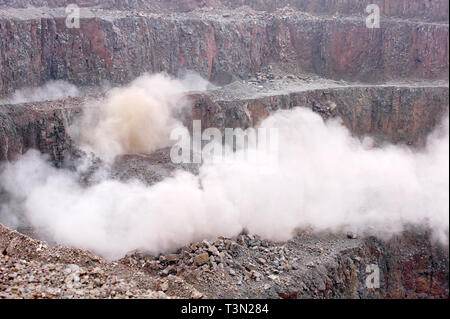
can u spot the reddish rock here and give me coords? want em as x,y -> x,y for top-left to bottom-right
0,5 -> 448,95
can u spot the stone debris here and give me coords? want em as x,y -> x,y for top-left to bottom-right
119,228 -> 448,299
347,232 -> 358,239
194,253 -> 210,266
0,0 -> 447,301
165,254 -> 180,263
0,95 -> 447,297
0,253 -> 166,299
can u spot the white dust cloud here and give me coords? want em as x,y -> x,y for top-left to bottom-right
0,74 -> 448,260
0,80 -> 80,105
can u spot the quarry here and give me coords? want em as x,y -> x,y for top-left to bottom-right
0,0 -> 448,299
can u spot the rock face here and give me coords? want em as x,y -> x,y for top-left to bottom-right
0,99 -> 82,164
191,82 -> 449,146
1,81 -> 447,167
0,3 -> 448,95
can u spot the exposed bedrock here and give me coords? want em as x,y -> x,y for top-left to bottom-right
0,7 -> 448,95
0,98 -> 82,164
192,84 -> 449,146
0,223 -> 448,299
0,83 -> 448,167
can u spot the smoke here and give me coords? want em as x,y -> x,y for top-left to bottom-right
0,74 -> 448,260
0,80 -> 80,105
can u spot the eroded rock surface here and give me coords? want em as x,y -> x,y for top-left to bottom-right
0,224 -> 170,298
1,79 -> 447,169
192,79 -> 449,146
0,4 -> 448,95
0,97 -> 85,164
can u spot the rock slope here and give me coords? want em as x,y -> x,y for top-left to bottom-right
1,79 -> 448,167
1,223 -> 447,299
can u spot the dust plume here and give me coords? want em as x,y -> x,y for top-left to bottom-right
0,74 -> 448,260
70,73 -> 203,161
0,80 -> 80,105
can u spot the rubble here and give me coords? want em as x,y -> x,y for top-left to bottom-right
0,250 -> 167,299
194,253 -> 210,267
2,219 -> 445,299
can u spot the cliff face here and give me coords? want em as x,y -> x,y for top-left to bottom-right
0,1 -> 447,182
191,84 -> 449,146
0,99 -> 82,164
0,6 -> 448,96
